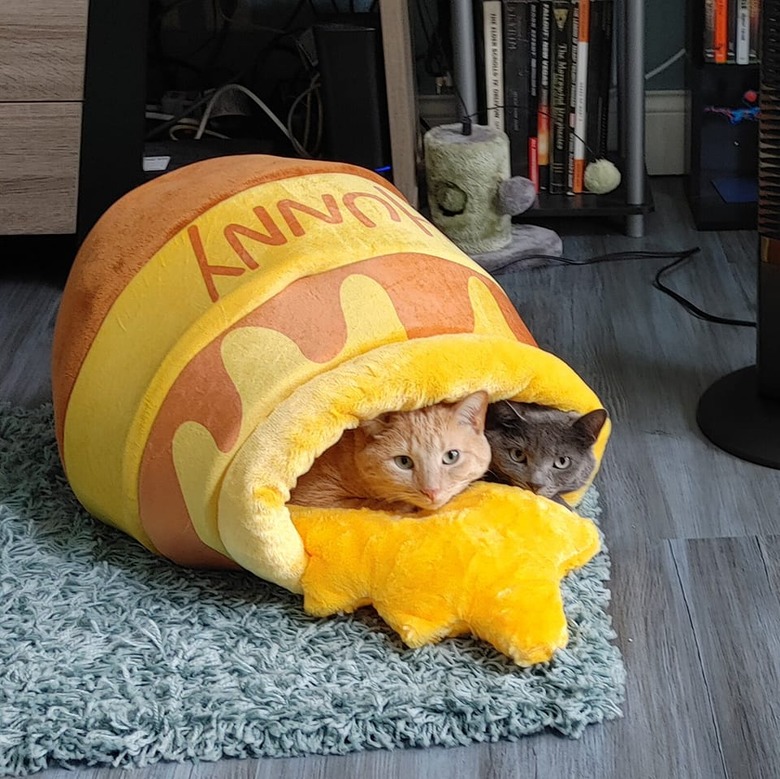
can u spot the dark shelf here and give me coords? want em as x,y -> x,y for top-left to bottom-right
686,168 -> 757,231
517,170 -> 654,220
685,41 -> 759,231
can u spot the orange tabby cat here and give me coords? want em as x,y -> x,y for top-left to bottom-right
289,392 -> 491,513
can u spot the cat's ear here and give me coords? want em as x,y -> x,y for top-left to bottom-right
573,408 -> 608,444
359,413 -> 393,438
486,400 -> 525,428
454,391 -> 489,432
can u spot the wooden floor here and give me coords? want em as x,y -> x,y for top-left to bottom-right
3,178 -> 780,779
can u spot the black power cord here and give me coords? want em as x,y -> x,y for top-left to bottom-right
492,247 -> 757,328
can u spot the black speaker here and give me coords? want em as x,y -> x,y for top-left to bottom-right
314,20 -> 392,174
78,0 -> 148,240
697,0 -> 780,468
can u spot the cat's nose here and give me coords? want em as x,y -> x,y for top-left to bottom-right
422,488 -> 440,503
527,482 -> 543,493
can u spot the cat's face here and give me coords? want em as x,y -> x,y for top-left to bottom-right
355,392 -> 492,510
485,402 -> 608,498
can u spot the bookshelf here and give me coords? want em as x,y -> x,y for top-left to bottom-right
685,1 -> 759,230
450,0 -> 650,237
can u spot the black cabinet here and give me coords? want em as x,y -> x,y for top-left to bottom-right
686,3 -> 759,231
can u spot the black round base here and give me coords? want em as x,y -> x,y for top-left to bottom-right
697,366 -> 780,469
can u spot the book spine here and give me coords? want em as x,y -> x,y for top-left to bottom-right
749,0 -> 760,60
483,0 -> 505,131
502,0 -> 530,177
714,0 -> 728,63
572,0 -> 589,193
736,0 -> 750,64
566,2 -> 580,194
728,0 -> 738,62
550,1 -> 572,194
704,0 -> 715,61
595,0 -> 613,158
538,2 -> 552,190
528,2 -> 539,190
586,0 -> 604,160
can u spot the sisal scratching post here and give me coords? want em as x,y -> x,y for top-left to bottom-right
424,123 -> 562,270
424,123 -> 513,253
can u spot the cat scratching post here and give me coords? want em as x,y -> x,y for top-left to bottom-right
424,123 -> 562,270
425,124 -> 513,253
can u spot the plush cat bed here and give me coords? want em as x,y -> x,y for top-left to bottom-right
52,154 -> 610,666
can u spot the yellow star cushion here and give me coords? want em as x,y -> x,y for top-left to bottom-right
294,482 -> 600,666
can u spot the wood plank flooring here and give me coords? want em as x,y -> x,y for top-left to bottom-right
3,179 -> 780,778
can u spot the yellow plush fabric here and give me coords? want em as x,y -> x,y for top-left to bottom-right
52,154 -> 610,666
294,482 -> 600,667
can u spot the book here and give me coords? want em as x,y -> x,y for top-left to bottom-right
704,0 -> 715,62
714,0 -> 728,63
571,0 -> 589,193
550,1 -> 573,194
528,2 -> 540,189
566,2 -> 580,194
483,0 -> 504,131
736,0 -> 750,64
728,0 -> 737,62
537,2 -> 552,190
749,0 -> 760,61
503,0 -> 531,178
586,0 -> 612,160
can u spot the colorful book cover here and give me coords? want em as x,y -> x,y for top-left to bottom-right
537,2 -> 552,190
572,0 -> 593,194
566,2 -> 580,194
572,0 -> 589,193
528,2 -> 540,190
714,0 -> 728,63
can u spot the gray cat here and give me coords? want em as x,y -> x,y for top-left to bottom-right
484,401 -> 608,506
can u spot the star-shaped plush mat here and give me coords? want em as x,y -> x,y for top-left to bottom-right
291,482 -> 600,666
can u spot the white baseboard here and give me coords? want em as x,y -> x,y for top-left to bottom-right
643,89 -> 687,176
419,90 -> 688,177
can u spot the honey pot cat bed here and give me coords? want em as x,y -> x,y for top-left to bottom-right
52,155 -> 610,666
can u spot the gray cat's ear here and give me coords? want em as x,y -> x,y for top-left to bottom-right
454,391 -> 489,432
502,400 -> 528,421
360,413 -> 393,438
573,408 -> 608,444
486,400 -> 525,427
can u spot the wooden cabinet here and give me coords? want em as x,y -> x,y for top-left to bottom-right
0,0 -> 89,235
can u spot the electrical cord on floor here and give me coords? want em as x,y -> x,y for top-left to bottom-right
492,246 -> 758,328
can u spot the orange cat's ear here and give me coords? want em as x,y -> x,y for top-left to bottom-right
360,413 -> 393,438
454,391 -> 489,432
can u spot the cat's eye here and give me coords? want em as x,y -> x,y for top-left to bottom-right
554,456 -> 572,469
393,455 -> 414,470
442,449 -> 460,464
509,448 -> 527,463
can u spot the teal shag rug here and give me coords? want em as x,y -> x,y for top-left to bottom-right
0,404 -> 625,776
